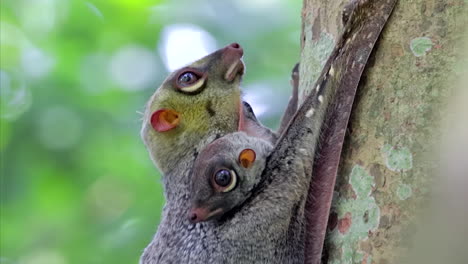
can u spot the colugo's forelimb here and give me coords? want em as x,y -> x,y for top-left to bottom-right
278,63 -> 300,136
303,1 -> 398,263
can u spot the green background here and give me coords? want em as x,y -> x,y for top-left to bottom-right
0,0 -> 301,263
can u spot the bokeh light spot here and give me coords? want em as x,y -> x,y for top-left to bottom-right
243,83 -> 286,118
85,2 -> 104,20
20,250 -> 67,264
109,45 -> 159,91
21,46 -> 55,78
37,106 -> 83,150
87,176 -> 132,222
158,24 -> 217,71
0,22 -> 29,46
0,70 -> 32,121
80,53 -> 111,94
243,91 -> 268,117
18,0 -> 69,37
102,219 -> 140,249
235,0 -> 281,11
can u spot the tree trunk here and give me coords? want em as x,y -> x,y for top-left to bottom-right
299,0 -> 467,263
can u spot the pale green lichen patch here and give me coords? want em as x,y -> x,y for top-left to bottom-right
350,166 -> 374,198
300,29 -> 335,99
313,31 -> 335,65
381,144 -> 413,172
396,184 -> 412,200
329,165 -> 380,264
410,37 -> 433,57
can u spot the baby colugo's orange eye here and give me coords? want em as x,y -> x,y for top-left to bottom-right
212,169 -> 237,192
175,70 -> 206,94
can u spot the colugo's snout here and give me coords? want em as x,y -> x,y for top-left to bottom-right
188,207 -> 223,223
222,43 -> 245,82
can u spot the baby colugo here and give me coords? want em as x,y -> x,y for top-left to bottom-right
188,64 -> 299,222
188,132 -> 273,222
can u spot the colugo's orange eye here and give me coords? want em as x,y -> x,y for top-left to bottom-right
239,149 -> 256,168
151,108 -> 180,132
175,69 -> 206,94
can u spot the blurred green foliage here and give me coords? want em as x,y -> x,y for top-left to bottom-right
0,0 -> 300,263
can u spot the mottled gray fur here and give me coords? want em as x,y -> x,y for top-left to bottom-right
140,0 -> 393,263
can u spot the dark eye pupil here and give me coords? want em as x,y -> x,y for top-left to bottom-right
214,170 -> 231,187
179,72 -> 195,84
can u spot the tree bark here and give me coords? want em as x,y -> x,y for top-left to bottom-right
300,0 -> 467,263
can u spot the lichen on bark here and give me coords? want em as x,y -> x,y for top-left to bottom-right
300,0 -> 468,263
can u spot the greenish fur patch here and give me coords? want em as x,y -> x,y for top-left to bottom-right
141,51 -> 243,174
205,101 -> 215,117
381,144 -> 413,172
410,37 -> 433,57
329,165 -> 380,264
396,184 -> 412,200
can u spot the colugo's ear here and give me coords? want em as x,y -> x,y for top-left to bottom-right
151,109 -> 180,132
239,149 -> 256,168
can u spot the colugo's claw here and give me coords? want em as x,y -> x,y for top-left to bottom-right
278,62 -> 300,136
291,62 -> 299,80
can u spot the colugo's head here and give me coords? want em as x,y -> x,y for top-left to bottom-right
141,43 -> 245,172
188,132 -> 273,223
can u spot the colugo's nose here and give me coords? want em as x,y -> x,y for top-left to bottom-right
226,42 -> 242,52
189,212 -> 199,222
223,43 -> 243,57
188,207 -> 209,223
